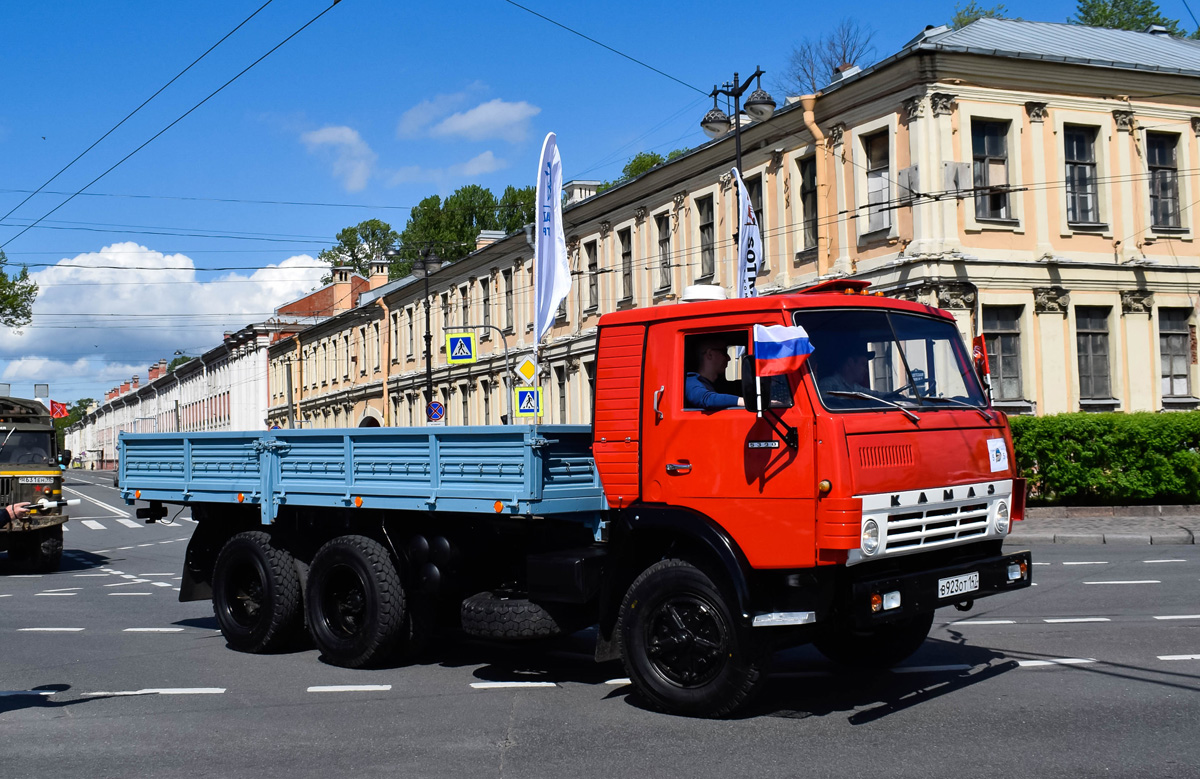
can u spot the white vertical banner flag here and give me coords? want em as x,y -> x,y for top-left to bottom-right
732,167 -> 762,298
534,132 -> 570,346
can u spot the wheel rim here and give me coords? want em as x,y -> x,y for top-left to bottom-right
320,563 -> 368,640
643,593 -> 729,687
227,559 -> 266,629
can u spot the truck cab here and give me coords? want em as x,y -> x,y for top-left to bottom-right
0,397 -> 69,571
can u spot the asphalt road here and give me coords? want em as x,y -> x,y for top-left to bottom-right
1,473 -> 1197,778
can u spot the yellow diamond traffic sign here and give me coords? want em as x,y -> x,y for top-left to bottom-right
516,357 -> 537,383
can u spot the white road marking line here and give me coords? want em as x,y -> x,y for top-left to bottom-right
109,592 -> 151,596
80,520 -> 106,530
1159,654 -> 1200,661
307,685 -> 392,693
1154,614 -> 1200,620
1018,658 -> 1096,667
9,574 -> 42,578
604,678 -> 631,686
104,569 -> 124,575
469,682 -> 557,689
0,691 -> 54,697
1144,559 -> 1187,564
123,628 -> 184,633
73,574 -> 108,577
116,546 -> 134,550
1044,617 -> 1111,623
93,549 -> 111,554
34,592 -> 76,597
40,587 -> 82,593
151,582 -> 172,588
951,619 -> 1015,625
120,574 -> 139,579
892,664 -> 974,674
105,580 -> 149,587
0,595 -> 11,599
64,487 -> 131,518
137,543 -> 154,547
1084,580 -> 1161,585
116,519 -> 141,529
139,573 -> 173,577
1032,562 -> 1051,566
18,628 -> 84,632
84,688 -> 224,697
1063,561 -> 1108,566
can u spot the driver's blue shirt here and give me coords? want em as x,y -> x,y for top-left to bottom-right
685,373 -> 741,410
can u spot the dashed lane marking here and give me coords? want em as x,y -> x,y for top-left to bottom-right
1144,559 -> 1188,564
604,678 -> 631,686
34,592 -> 75,596
307,685 -> 392,693
1044,618 -> 1111,623
950,620 -> 1015,625
892,664 -> 974,673
105,580 -> 150,587
80,520 -> 105,530
1159,654 -> 1200,661
139,573 -> 173,577
109,592 -> 151,596
1063,561 -> 1108,566
0,691 -> 54,697
1017,658 -> 1096,667
151,582 -> 172,588
469,682 -> 558,689
83,688 -> 224,697
123,628 -> 184,633
1084,580 -> 1160,585
1154,614 -> 1200,620
18,628 -> 84,632
73,574 -> 109,577
1032,562 -> 1051,566
40,588 -> 81,593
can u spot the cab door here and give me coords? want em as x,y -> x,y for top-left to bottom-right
639,317 -> 819,569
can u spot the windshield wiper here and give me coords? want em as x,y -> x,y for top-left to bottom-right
827,391 -> 921,423
0,427 -> 15,456
920,396 -> 995,421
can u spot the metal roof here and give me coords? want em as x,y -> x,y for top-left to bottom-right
915,18 -> 1200,77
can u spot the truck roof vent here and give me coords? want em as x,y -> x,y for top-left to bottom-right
681,284 -> 727,303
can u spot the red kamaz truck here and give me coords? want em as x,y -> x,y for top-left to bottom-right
120,279 -> 1030,717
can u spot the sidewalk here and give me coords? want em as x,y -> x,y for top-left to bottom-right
1008,505 -> 1200,545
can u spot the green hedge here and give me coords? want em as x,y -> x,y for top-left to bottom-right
1008,411 -> 1200,505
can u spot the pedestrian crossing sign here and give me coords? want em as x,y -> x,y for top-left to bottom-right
446,332 -> 476,364
514,387 -> 542,418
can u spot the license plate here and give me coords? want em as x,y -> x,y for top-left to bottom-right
938,571 -> 979,599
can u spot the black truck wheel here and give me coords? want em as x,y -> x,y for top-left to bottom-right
460,591 -> 589,641
814,611 -> 935,669
211,531 -> 302,653
306,535 -> 406,668
619,558 -> 767,718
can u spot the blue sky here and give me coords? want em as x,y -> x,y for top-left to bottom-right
0,0 -> 1133,404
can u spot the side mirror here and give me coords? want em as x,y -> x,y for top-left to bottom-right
59,449 -> 72,465
740,355 -> 760,413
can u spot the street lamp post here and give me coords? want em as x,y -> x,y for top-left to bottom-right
700,68 -> 776,232
386,247 -> 440,413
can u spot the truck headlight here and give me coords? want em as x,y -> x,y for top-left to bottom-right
862,519 -> 880,555
995,501 -> 1010,535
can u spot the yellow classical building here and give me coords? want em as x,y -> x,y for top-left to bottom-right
268,18 -> 1200,429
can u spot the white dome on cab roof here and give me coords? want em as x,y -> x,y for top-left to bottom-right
681,285 -> 727,303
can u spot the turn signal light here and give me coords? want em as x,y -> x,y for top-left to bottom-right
870,593 -> 883,613
354,496 -> 363,508
237,493 -> 244,504
493,501 -> 504,513
135,490 -> 141,499
817,479 -> 832,495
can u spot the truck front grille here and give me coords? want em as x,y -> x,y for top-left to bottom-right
859,444 -> 914,468
884,502 -> 989,552
0,476 -> 11,499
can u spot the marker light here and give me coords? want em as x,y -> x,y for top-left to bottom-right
862,519 -> 880,555
818,479 -> 832,495
237,493 -> 245,503
354,496 -> 363,508
135,490 -> 141,499
870,593 -> 883,613
493,501 -> 504,513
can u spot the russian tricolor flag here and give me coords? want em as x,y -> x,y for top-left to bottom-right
753,324 -> 815,376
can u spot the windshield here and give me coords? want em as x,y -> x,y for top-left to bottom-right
795,308 -> 987,412
0,431 -> 54,465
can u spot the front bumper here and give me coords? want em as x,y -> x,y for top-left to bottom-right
848,549 -> 1032,628
2,513 -> 68,533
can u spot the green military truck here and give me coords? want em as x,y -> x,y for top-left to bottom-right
0,397 -> 70,572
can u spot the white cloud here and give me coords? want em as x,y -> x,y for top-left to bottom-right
0,242 -> 327,403
395,83 -> 488,139
387,151 -> 508,186
300,125 -> 377,191
430,99 -> 541,142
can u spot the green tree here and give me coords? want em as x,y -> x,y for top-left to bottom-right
1070,0 -> 1184,34
597,149 -> 690,193
396,195 -> 452,267
950,2 -> 1013,27
442,184 -> 499,260
0,250 -> 38,330
316,219 -> 401,282
167,355 -> 191,373
497,185 -> 535,233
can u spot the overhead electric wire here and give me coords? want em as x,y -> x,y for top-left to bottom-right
0,0 -> 343,251
0,0 -> 276,225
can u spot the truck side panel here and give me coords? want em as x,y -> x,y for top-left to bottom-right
592,323 -> 645,508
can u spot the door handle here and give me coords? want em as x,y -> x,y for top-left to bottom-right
653,385 -> 665,421
666,462 -> 692,475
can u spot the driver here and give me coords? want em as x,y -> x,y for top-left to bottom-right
685,337 -> 744,410
818,345 -> 876,396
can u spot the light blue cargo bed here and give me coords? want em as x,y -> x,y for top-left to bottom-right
119,425 -> 607,526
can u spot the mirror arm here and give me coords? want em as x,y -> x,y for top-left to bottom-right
762,407 -> 799,450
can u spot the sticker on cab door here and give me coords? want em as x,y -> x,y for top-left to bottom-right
986,438 -> 1009,472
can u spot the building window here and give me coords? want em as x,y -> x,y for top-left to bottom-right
696,196 -> 715,279
863,132 -> 890,232
1076,307 -> 1112,399
656,213 -> 672,292
1160,308 -> 1192,397
460,285 -> 470,328
983,306 -> 1023,401
343,334 -> 350,377
372,322 -> 381,371
555,366 -> 567,424
1148,132 -> 1181,229
585,240 -> 598,311
440,293 -> 450,347
358,327 -> 367,375
481,279 -> 491,329
406,309 -> 414,357
619,228 -> 633,301
482,380 -> 491,425
799,157 -> 817,250
1064,126 -> 1099,224
972,120 -> 1010,220
461,386 -> 469,425
503,269 -> 514,330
